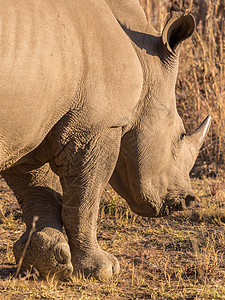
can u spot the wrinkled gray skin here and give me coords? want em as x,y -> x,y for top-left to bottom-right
0,0 -> 211,280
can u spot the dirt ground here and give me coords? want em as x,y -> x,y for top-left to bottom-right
0,175 -> 225,299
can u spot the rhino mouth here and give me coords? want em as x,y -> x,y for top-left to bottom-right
162,193 -> 196,216
128,192 -> 196,218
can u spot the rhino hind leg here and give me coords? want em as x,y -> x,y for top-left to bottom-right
13,227 -> 73,280
1,163 -> 73,280
49,127 -> 122,279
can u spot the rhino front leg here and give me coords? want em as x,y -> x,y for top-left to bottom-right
1,163 -> 73,280
51,127 -> 121,279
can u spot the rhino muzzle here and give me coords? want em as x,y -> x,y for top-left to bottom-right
127,189 -> 197,218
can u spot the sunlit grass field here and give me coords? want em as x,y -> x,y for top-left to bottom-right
1,0 -> 225,299
1,178 -> 225,299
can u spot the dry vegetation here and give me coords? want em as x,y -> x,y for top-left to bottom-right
1,178 -> 225,299
1,0 -> 225,299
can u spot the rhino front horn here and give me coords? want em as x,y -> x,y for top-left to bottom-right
190,116 -> 211,149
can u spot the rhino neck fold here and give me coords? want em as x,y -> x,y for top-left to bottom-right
105,0 -> 180,131
120,21 -> 179,84
104,0 -> 151,33
105,1 -> 179,70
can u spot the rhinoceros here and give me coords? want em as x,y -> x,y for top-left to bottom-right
0,0 -> 210,280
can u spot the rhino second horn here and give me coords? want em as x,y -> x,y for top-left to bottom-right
190,115 -> 211,149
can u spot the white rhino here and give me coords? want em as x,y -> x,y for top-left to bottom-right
0,0 -> 211,280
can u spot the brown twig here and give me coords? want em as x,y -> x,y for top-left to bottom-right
14,216 -> 39,279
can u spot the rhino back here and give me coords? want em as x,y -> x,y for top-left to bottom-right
0,0 -> 143,170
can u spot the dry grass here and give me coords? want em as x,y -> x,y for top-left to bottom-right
1,177 -> 225,299
1,0 -> 225,299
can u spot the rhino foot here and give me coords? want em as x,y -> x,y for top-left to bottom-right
72,248 -> 120,280
13,227 -> 73,280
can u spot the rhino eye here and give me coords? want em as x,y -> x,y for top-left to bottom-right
180,132 -> 186,140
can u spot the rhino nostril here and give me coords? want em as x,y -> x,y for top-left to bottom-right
185,191 -> 196,207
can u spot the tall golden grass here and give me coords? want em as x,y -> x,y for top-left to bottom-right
140,0 -> 225,176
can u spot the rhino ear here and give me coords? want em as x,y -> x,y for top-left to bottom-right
162,13 -> 195,54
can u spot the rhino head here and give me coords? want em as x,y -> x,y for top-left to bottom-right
110,8 -> 211,217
